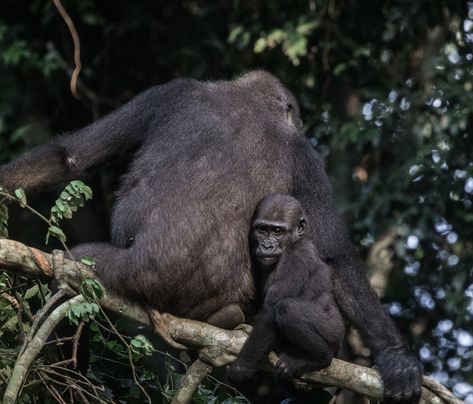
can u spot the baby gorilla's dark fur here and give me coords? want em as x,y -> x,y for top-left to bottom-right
227,194 -> 345,381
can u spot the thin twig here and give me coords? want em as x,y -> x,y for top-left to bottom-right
40,369 -> 103,403
40,365 -> 107,401
43,335 -> 74,346
15,285 -> 28,343
0,291 -> 19,308
46,42 -> 120,108
0,282 -> 29,295
74,387 -> 91,404
38,372 -> 68,404
71,321 -> 85,368
20,289 -> 67,356
49,359 -> 75,367
52,0 -> 81,98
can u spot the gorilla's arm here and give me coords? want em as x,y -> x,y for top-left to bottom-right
292,141 -> 423,403
227,310 -> 276,382
0,81 -> 189,192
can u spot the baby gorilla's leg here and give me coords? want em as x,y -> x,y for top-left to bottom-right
207,304 -> 245,329
273,298 -> 342,376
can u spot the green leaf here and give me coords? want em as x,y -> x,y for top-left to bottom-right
296,20 -> 319,35
14,188 -> 27,207
47,225 -> 66,243
1,316 -> 18,331
60,190 -> 70,201
81,256 -> 96,267
82,13 -> 104,26
9,124 -> 34,143
24,285 -> 39,299
81,278 -> 104,300
228,25 -> 244,43
130,335 -> 154,357
254,38 -> 267,53
131,339 -> 143,348
333,63 -> 347,76
81,185 -> 93,200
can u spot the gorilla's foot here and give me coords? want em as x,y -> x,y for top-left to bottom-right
148,307 -> 187,350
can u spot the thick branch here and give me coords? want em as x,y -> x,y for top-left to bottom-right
0,239 -> 461,403
171,359 -> 213,404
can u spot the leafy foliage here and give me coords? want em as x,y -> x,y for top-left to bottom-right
67,301 -> 100,325
80,277 -> 105,301
130,334 -> 154,358
47,180 -> 92,244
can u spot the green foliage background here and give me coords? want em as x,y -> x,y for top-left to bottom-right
0,0 -> 472,402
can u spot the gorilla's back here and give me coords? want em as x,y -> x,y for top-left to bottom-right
108,74 -> 303,317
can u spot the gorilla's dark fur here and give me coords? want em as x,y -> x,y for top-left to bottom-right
0,71 -> 422,402
227,193 -> 345,382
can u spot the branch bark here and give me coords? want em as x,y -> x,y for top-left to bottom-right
0,239 -> 462,404
171,359 -> 213,404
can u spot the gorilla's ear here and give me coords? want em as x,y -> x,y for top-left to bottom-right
297,218 -> 306,236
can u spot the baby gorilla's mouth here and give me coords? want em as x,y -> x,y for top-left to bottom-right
257,255 -> 279,266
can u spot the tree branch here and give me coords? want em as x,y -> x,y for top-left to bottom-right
3,294 -> 85,404
0,239 -> 462,403
171,359 -> 213,404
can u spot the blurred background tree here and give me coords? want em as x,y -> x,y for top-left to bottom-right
0,0 -> 472,402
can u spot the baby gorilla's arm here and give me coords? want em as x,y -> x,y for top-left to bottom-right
226,310 -> 276,382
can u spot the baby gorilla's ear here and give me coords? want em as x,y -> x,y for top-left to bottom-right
296,217 -> 306,237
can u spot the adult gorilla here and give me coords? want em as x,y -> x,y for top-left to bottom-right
0,71 -> 422,402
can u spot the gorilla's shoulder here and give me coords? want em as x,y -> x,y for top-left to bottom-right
234,70 -> 282,86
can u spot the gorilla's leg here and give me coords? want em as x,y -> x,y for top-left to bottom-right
207,304 -> 245,329
273,298 -> 343,376
69,242 -> 146,303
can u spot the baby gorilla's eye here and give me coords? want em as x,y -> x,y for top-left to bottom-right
274,228 -> 282,236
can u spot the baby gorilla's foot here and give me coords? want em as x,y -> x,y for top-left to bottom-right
275,353 -> 309,377
226,361 -> 257,383
275,352 -> 332,377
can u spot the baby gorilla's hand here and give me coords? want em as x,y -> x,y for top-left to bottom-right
226,360 -> 257,382
275,356 -> 294,377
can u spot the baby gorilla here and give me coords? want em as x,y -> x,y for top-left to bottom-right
227,193 -> 345,381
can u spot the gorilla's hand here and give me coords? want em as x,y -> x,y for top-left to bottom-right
226,360 -> 257,383
375,346 -> 423,403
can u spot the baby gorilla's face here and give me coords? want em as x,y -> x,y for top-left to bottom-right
251,193 -> 307,269
251,220 -> 292,268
